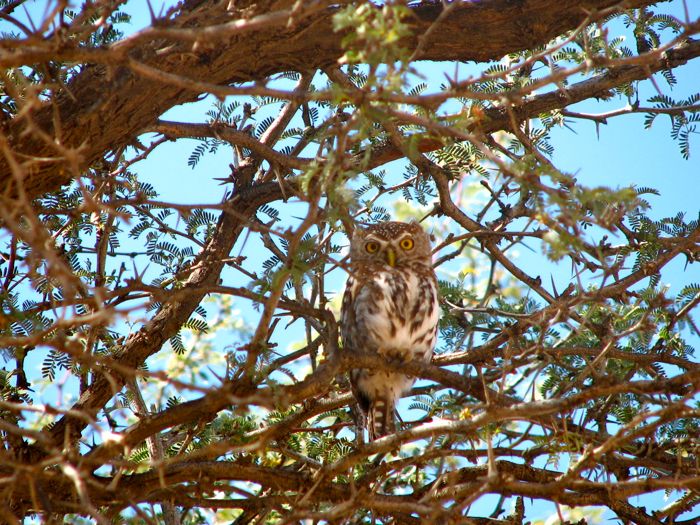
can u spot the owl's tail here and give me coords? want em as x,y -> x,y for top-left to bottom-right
368,398 -> 395,440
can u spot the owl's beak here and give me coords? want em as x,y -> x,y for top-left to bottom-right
385,248 -> 396,267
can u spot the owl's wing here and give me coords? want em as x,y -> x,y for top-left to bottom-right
340,276 -> 356,351
340,276 -> 373,418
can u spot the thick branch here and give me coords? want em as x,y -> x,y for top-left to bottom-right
364,37 -> 700,168
152,120 -> 313,170
0,0 -> 659,200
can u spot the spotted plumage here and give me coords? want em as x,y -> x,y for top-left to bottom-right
341,221 -> 439,440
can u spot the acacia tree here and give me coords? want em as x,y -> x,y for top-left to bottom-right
1,0 -> 699,523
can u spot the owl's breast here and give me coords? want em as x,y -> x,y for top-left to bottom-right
349,265 -> 438,358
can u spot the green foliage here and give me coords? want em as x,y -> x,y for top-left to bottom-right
333,3 -> 413,67
64,8 -> 130,46
644,93 -> 700,158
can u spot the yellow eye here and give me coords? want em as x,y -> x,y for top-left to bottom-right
365,241 -> 379,253
399,238 -> 414,251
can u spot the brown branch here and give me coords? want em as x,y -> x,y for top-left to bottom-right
8,349 -> 700,518
151,120 -> 313,170
363,37 -> 700,170
0,0 -> 662,200
436,227 -> 700,367
37,180 -> 293,453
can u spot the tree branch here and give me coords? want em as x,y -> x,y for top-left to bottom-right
0,0 -> 660,200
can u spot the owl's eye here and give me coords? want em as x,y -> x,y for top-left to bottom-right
399,238 -> 414,251
365,241 -> 380,253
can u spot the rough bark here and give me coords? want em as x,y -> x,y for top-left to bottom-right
0,0 -> 657,200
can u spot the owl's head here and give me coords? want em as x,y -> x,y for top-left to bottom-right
350,221 -> 433,267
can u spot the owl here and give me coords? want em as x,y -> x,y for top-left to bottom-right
341,221 -> 439,440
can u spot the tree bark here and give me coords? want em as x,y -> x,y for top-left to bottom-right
0,0 -> 657,200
